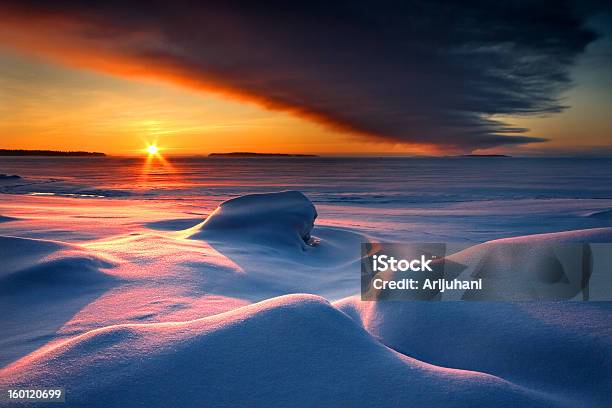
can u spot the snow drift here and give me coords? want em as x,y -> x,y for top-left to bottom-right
337,228 -> 612,408
337,298 -> 612,407
445,227 -> 612,301
184,191 -> 366,299
0,236 -> 118,366
1,188 -> 611,407
0,236 -> 117,294
1,294 -> 558,408
187,190 -> 318,250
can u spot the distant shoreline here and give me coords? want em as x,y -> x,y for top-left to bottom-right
458,154 -> 511,158
209,152 -> 318,158
0,149 -> 106,157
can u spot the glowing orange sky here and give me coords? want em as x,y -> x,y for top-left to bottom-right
0,49 -> 439,156
0,8 -> 610,156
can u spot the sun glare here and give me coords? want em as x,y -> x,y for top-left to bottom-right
146,144 -> 159,155
140,142 -> 174,184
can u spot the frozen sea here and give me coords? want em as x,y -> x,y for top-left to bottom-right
1,156 -> 611,242
1,156 -> 611,407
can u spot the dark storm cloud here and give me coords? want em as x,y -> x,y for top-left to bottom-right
0,1 -> 602,151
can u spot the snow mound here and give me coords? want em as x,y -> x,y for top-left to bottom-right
1,294 -> 556,407
337,228 -> 612,407
0,236 -> 62,276
0,236 -> 118,366
0,236 -> 116,292
187,191 -> 317,250
439,227 -> 612,301
182,191 -> 365,300
337,298 -> 612,407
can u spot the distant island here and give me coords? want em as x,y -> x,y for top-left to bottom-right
209,152 -> 318,158
0,173 -> 21,180
0,149 -> 106,157
459,154 -> 511,158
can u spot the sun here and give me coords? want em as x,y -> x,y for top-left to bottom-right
146,144 -> 159,155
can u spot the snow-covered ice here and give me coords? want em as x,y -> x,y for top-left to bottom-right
0,157 -> 611,407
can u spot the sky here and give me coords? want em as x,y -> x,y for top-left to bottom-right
0,1 -> 610,156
